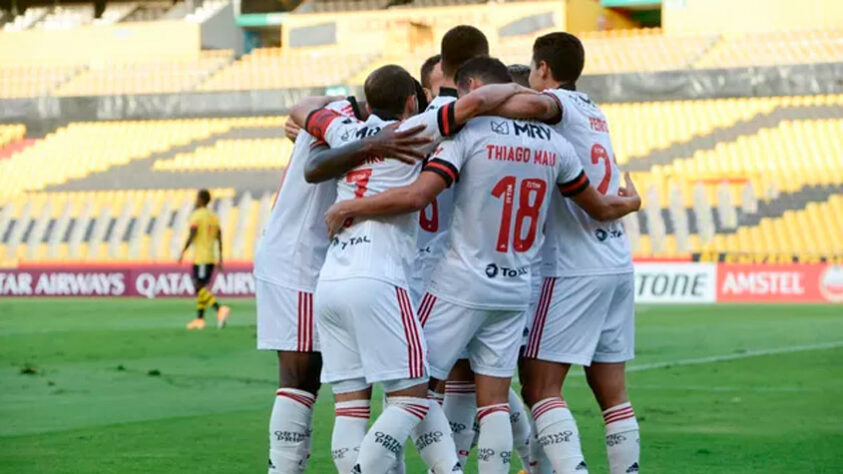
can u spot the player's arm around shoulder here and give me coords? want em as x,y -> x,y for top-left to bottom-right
324,172 -> 446,237
489,89 -> 561,123
324,135 -> 465,236
304,123 -> 432,183
453,83 -> 534,124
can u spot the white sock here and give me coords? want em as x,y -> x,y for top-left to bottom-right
385,392 -> 407,474
528,413 -> 554,474
412,393 -> 463,473
355,396 -> 428,474
443,381 -> 477,467
269,388 -> 316,474
332,399 -> 370,474
476,404 -> 513,474
532,398 -> 588,474
508,388 -> 532,472
603,402 -> 640,474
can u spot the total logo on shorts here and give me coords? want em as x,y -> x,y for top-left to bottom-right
484,263 -> 528,279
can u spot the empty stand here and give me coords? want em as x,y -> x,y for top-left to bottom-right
152,138 -> 294,171
53,50 -> 233,96
198,48 -> 379,90
0,117 -> 286,201
696,28 -> 843,69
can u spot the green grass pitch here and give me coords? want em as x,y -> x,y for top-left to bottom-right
1,299 -> 841,473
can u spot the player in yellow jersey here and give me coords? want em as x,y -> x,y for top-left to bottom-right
179,189 -> 230,330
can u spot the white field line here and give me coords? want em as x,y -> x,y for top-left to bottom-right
627,340 -> 843,373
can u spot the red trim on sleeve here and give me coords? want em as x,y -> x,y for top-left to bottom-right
558,170 -> 589,196
542,91 -> 563,125
304,108 -> 342,140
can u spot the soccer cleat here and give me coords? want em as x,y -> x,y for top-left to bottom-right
518,471 -> 529,474
217,305 -> 231,329
186,318 -> 206,330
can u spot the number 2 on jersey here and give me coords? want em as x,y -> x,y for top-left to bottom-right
491,176 -> 547,252
343,168 -> 373,226
590,143 -> 614,195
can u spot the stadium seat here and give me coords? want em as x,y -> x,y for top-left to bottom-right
198,48 -> 380,91
152,138 -> 294,171
53,51 -> 234,96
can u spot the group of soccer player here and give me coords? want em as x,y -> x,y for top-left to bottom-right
254,25 -> 642,474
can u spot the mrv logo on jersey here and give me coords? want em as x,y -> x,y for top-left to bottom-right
484,263 -> 528,279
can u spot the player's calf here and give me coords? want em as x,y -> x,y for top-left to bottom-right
268,352 -> 322,474
474,374 -> 515,474
354,380 -> 430,474
332,382 -> 373,474
585,363 -> 639,474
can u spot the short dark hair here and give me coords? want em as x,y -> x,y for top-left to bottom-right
507,64 -> 530,87
455,56 -> 511,90
364,65 -> 416,116
441,25 -> 489,77
532,32 -> 585,85
197,189 -> 211,205
413,78 -> 429,112
420,54 -> 441,90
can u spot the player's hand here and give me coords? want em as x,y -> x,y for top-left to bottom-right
284,117 -> 301,142
325,202 -> 351,238
618,172 -> 642,210
364,123 -> 432,165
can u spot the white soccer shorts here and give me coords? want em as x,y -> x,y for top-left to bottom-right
522,276 -> 544,346
525,273 -> 635,366
315,278 -> 428,385
417,293 -> 525,380
256,279 -> 318,352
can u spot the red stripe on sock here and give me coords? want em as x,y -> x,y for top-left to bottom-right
335,408 -> 371,419
531,398 -> 568,420
277,390 -> 315,409
398,403 -> 430,420
477,404 -> 510,421
604,407 -> 635,424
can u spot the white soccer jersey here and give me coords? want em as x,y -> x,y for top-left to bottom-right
416,91 -> 458,271
305,104 -> 460,287
541,88 -> 634,277
253,99 -> 361,291
425,117 -> 585,310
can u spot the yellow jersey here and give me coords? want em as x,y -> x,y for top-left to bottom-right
188,207 -> 220,264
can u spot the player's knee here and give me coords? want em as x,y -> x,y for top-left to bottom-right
383,377 -> 428,398
522,375 -> 561,406
278,353 -> 323,395
332,378 -> 371,399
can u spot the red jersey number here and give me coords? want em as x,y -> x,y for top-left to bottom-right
419,198 -> 439,232
590,143 -> 613,195
343,168 -> 373,227
491,176 -> 547,253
